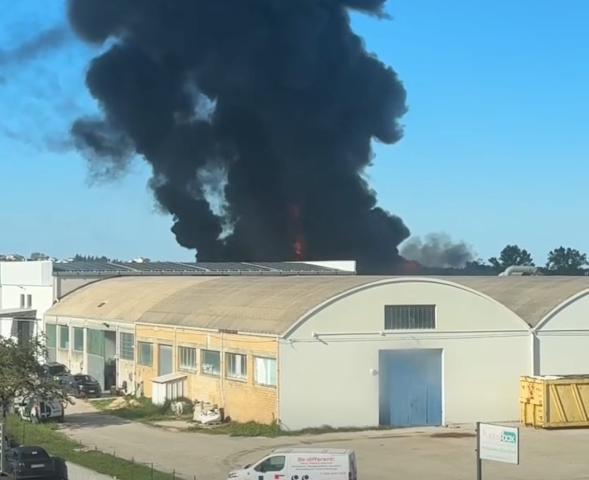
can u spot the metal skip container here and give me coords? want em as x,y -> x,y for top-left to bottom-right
520,375 -> 589,428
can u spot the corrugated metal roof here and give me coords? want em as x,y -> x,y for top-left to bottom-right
51,261 -> 350,276
45,275 -> 589,334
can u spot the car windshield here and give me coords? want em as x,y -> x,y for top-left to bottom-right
74,375 -> 96,382
19,448 -> 50,461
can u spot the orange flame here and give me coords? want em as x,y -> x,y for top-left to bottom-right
289,205 -> 305,261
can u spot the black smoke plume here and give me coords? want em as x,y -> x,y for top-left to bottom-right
0,27 -> 68,67
401,233 -> 476,269
67,0 -> 409,272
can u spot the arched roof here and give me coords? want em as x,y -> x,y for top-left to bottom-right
45,275 -> 589,335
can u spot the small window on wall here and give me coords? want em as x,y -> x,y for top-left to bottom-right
120,333 -> 135,360
45,324 -> 56,348
201,350 -> 220,376
178,346 -> 197,372
19,294 -> 25,308
73,328 -> 84,352
226,353 -> 247,380
254,357 -> 277,387
138,342 -> 153,366
59,326 -> 69,349
384,305 -> 436,330
26,294 -> 32,308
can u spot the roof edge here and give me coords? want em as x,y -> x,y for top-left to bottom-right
532,288 -> 589,332
281,277 -> 532,339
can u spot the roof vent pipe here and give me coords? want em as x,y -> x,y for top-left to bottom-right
499,266 -> 538,276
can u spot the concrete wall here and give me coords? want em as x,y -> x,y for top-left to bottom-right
0,261 -> 55,338
534,290 -> 589,375
136,324 -> 278,423
45,315 -> 135,391
279,279 -> 532,430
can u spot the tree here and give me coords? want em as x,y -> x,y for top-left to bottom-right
545,247 -> 588,275
0,337 -> 68,414
488,245 -> 535,271
29,252 -> 50,261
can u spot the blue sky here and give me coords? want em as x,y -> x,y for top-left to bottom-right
0,0 -> 587,264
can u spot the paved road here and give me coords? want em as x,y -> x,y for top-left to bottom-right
60,400 -> 589,480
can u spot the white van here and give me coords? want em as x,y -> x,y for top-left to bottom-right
228,448 -> 357,480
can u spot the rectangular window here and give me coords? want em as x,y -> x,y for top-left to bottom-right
138,342 -> 153,366
19,294 -> 25,308
226,353 -> 247,381
201,350 -> 221,376
26,294 -> 32,308
384,305 -> 436,330
254,357 -> 277,387
45,324 -> 56,348
178,346 -> 197,372
73,327 -> 84,352
59,326 -> 69,349
120,332 -> 135,360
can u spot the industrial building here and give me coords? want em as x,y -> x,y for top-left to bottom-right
0,259 -> 351,341
43,273 -> 589,430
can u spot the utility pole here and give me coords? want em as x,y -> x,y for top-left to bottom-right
0,421 -> 5,473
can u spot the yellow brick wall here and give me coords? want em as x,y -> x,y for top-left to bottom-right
134,324 -> 278,424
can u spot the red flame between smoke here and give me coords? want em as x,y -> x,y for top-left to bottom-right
289,205 -> 306,261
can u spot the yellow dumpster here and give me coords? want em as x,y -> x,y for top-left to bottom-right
520,375 -> 589,428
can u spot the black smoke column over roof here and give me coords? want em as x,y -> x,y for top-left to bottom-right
67,0 -> 410,273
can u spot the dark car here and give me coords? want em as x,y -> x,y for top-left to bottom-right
60,374 -> 102,399
41,362 -> 70,380
3,446 -> 57,480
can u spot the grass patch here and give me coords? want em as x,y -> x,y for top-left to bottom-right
189,421 -> 395,437
93,396 -> 192,422
5,414 -> 176,480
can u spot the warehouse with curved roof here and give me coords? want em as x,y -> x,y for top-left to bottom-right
45,274 -> 589,429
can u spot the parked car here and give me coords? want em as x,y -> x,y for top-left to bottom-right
16,398 -> 65,423
59,374 -> 102,399
41,362 -> 70,380
3,445 -> 58,480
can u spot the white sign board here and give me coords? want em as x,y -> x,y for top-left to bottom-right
478,423 -> 519,465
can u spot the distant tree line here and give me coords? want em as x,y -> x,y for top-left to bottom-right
457,245 -> 588,276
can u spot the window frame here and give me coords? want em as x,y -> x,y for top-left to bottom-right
58,326 -> 70,350
137,342 -> 153,367
120,332 -> 135,361
384,304 -> 436,330
178,346 -> 198,372
253,356 -> 277,387
225,352 -> 248,381
73,327 -> 84,352
201,349 -> 221,377
255,456 -> 286,473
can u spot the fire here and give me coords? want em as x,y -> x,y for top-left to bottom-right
289,204 -> 306,261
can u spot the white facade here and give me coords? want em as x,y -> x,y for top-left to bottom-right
0,261 -> 54,338
279,278 -> 532,430
533,289 -> 589,375
0,261 -> 112,340
44,315 -> 136,392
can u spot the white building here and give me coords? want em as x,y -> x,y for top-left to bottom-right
40,273 -> 589,429
1,259 -> 352,344
531,279 -> 589,375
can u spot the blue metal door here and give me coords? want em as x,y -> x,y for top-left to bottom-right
381,349 -> 442,427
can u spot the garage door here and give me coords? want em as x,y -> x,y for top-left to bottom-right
379,349 -> 443,427
158,345 -> 173,376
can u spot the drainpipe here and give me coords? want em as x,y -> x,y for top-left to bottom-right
499,266 -> 538,276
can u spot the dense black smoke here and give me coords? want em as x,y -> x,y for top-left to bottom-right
67,0 -> 409,272
0,27 -> 68,67
401,233 -> 476,268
